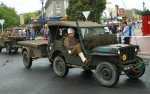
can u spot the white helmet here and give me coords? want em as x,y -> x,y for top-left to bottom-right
67,28 -> 75,34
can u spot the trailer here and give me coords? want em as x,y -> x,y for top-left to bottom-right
17,40 -> 48,68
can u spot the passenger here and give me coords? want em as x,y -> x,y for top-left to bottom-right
7,30 -> 11,36
64,28 -> 89,65
11,30 -> 17,36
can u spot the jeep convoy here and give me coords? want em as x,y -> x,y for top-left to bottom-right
16,21 -> 147,87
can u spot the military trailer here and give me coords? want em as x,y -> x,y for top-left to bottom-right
0,36 -> 26,54
17,40 -> 48,68
47,21 -> 146,87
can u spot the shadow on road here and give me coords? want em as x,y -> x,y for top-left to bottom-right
119,77 -> 147,88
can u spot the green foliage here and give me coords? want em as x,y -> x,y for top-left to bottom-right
0,3 -> 19,29
66,0 -> 106,23
141,10 -> 150,15
133,9 -> 143,15
23,12 -> 38,24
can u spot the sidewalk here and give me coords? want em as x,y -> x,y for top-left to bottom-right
131,28 -> 150,59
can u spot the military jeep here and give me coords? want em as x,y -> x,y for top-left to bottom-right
0,36 -> 26,54
47,21 -> 146,87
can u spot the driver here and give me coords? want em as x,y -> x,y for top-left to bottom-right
64,28 -> 88,65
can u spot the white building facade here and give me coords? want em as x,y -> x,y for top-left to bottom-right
45,0 -> 68,18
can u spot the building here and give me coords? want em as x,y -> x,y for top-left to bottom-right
45,0 -> 68,18
118,8 -> 125,17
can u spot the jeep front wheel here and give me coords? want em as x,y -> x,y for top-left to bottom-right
95,62 -> 119,87
53,56 -> 69,77
23,51 -> 32,68
125,56 -> 145,79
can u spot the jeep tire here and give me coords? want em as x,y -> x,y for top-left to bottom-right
23,51 -> 32,68
53,56 -> 69,77
95,62 -> 119,87
125,56 -> 145,79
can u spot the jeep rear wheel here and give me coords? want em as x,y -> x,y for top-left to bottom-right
95,62 -> 119,87
6,43 -> 11,54
23,51 -> 32,68
53,56 -> 69,77
125,56 -> 145,79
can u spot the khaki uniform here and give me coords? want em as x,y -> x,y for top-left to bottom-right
64,36 -> 82,56
11,31 -> 16,36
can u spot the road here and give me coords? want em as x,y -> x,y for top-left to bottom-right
0,49 -> 150,94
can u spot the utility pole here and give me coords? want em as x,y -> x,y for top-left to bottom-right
142,1 -> 145,11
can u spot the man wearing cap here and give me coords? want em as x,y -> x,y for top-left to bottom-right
64,28 -> 88,65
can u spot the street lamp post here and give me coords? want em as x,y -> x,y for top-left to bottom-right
142,1 -> 145,11
40,0 -> 44,18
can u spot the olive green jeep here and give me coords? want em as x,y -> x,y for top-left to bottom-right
0,36 -> 26,54
47,21 -> 146,87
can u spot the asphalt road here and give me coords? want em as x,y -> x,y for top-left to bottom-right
0,49 -> 150,94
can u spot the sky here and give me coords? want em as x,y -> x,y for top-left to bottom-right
0,0 -> 150,14
107,0 -> 150,10
0,0 -> 47,14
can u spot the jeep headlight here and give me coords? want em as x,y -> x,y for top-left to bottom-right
49,47 -> 52,50
118,50 -> 121,54
135,48 -> 138,52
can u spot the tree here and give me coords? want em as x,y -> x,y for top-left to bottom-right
23,12 -> 38,24
125,9 -> 134,21
0,3 -> 19,29
133,9 -> 143,15
66,0 -> 106,23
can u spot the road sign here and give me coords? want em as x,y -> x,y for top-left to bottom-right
82,11 -> 91,20
0,19 -> 5,25
0,19 -> 5,32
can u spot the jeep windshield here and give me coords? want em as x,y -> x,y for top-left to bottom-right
80,27 -> 106,39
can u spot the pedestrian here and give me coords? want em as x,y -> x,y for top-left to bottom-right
25,29 -> 30,39
30,29 -> 35,40
45,24 -> 49,39
42,25 -> 45,36
123,22 -> 132,44
109,22 -> 117,34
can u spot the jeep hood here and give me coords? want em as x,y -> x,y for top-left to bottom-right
91,44 -> 133,54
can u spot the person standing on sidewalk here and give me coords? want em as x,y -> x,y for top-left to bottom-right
109,22 -> 117,34
123,22 -> 132,44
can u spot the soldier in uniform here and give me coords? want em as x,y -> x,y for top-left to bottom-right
64,28 -> 88,65
11,30 -> 17,36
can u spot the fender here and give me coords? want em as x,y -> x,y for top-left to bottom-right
22,47 -> 35,58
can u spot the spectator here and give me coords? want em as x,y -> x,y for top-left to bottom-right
123,22 -> 131,44
45,24 -> 49,38
110,22 -> 117,34
30,29 -> 35,40
25,29 -> 30,39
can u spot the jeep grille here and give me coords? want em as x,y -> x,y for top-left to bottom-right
121,47 -> 135,61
